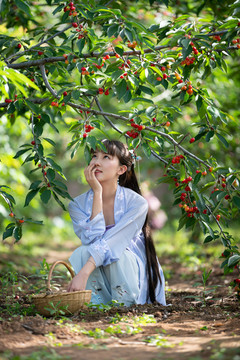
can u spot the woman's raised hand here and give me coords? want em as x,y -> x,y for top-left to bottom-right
84,163 -> 102,193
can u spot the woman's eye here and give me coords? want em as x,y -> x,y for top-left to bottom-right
104,155 -> 110,159
92,154 -> 97,158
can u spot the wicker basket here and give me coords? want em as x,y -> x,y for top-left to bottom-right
32,260 -> 92,317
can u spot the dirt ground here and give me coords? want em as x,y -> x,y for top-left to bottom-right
0,253 -> 240,360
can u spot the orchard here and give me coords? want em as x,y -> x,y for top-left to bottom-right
0,0 -> 240,303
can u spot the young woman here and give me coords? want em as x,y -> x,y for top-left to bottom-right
67,139 -> 166,306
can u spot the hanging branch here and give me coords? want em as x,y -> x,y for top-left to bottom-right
94,97 -> 123,135
6,24 -> 239,70
39,64 -> 211,167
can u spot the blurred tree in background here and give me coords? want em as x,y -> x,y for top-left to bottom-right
0,0 -> 239,276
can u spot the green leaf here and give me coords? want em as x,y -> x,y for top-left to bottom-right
43,137 -> 56,146
47,168 -> 55,181
142,142 -> 151,158
15,0 -> 31,16
72,90 -> 81,100
24,189 -> 40,207
84,145 -> 92,165
202,221 -> 214,238
13,226 -> 22,242
193,172 -> 202,186
52,192 -> 66,211
29,180 -> 42,190
116,79 -> 127,100
3,226 -> 14,241
228,255 -> 240,267
77,38 -> 85,54
46,158 -> 63,173
138,85 -> 153,95
115,46 -> 123,56
124,28 -> 133,42
25,99 -> 40,114
13,147 -> 32,159
233,196 -> 240,209
216,133 -> 229,148
204,235 -> 214,244
40,190 -> 51,204
87,136 -> 97,150
107,24 -> 119,38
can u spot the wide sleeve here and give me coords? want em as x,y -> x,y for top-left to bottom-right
68,194 -> 106,245
88,193 -> 148,267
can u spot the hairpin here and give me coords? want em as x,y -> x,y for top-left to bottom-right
129,149 -> 142,164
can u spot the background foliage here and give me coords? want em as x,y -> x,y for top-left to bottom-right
0,0 -> 239,286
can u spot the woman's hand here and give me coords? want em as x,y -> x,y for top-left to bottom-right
84,163 -> 102,193
67,269 -> 88,292
67,257 -> 96,292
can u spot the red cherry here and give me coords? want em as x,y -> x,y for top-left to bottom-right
224,195 -> 230,200
163,73 -> 168,79
5,99 -> 13,103
31,140 -> 35,145
156,77 -> 162,81
216,214 -> 221,221
83,133 -> 87,138
196,170 -> 201,174
38,51 -> 44,55
47,183 -> 51,187
9,212 -> 14,217
178,79 -> 183,83
152,117 -> 156,122
203,209 -> 207,214
19,219 -> 24,224
104,89 -> 109,95
189,137 -> 195,143
202,171 -> 207,176
72,22 -> 78,28
17,43 -> 22,49
63,91 -> 68,96
161,66 -> 166,71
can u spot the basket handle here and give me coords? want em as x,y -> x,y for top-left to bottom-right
47,260 -> 75,291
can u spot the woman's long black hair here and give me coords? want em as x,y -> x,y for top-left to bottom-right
99,139 -> 161,303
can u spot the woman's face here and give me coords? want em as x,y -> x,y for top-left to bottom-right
90,151 -> 126,183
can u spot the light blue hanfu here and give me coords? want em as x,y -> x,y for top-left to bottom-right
68,184 -> 166,306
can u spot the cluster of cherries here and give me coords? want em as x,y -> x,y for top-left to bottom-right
181,56 -> 196,66
64,2 -> 77,16
127,41 -> 137,49
178,182 -> 199,218
83,123 -> 94,138
172,154 -> 185,164
211,177 -> 230,200
232,38 -> 240,48
126,119 -> 145,138
98,88 -> 109,95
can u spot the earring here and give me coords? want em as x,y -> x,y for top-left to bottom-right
117,177 -> 119,184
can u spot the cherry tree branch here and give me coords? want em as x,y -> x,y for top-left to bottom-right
94,97 -> 123,135
6,38 -> 239,70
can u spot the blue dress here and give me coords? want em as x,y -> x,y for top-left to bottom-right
68,184 -> 166,306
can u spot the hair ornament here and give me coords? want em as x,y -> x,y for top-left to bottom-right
129,149 -> 142,165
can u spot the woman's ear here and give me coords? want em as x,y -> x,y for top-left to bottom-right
118,165 -> 127,176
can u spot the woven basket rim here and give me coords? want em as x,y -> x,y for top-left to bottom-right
32,289 -> 92,299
